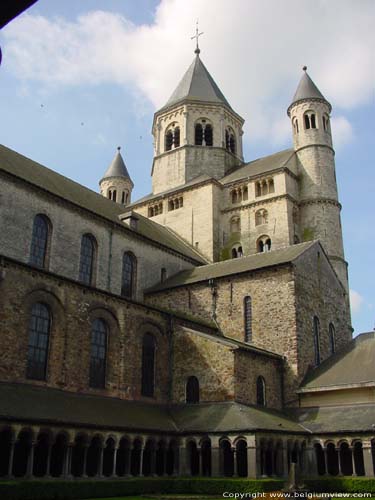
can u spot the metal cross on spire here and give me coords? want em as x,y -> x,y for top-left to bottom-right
191,20 -> 203,55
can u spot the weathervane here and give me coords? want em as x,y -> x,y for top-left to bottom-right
191,20 -> 203,55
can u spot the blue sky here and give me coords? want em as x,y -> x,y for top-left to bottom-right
0,0 -> 373,334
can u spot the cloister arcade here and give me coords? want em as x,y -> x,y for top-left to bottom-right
0,425 -> 374,480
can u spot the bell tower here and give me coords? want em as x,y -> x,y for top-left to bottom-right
151,47 -> 244,194
288,67 -> 348,292
99,147 -> 134,206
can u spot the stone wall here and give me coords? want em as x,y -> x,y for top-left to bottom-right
0,174 -> 196,301
0,257 -> 172,402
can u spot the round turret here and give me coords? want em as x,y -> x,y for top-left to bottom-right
99,147 -> 134,206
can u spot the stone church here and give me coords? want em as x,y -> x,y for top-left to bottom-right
0,48 -> 374,482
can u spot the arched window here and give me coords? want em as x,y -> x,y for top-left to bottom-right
121,252 -> 136,298
329,323 -> 336,355
255,209 -> 268,226
313,316 -> 321,365
161,267 -> 167,283
141,333 -> 156,397
293,117 -> 299,133
26,303 -> 51,380
29,214 -> 51,268
244,296 -> 252,342
165,130 -> 173,151
304,111 -> 317,130
112,190 -> 117,202
256,376 -> 266,406
174,127 -> 180,148
226,127 -> 236,154
323,115 -> 330,133
255,182 -> 261,197
186,376 -> 199,403
232,248 -> 238,259
78,234 -> 96,285
304,113 -> 310,129
89,318 -> 107,389
230,216 -> 241,233
195,119 -> 213,146
257,236 -> 271,253
195,123 -> 203,145
232,244 -> 243,259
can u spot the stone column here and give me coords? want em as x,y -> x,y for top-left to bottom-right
139,445 -> 144,477
351,447 -> 357,476
323,447 -> 329,475
336,447 -> 343,476
82,445 -> 89,478
179,444 -> 190,476
210,438 -> 221,477
362,444 -> 374,477
305,445 -> 318,477
112,445 -> 118,477
97,444 -> 104,478
26,441 -> 35,478
232,448 -> 238,477
7,440 -> 15,478
282,444 -> 289,478
64,444 -> 73,479
247,444 -> 257,478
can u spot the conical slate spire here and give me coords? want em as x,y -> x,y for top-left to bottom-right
290,66 -> 328,106
162,54 -> 232,110
101,147 -> 133,184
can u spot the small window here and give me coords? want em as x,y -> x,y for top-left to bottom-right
257,236 -> 271,253
226,127 -> 236,154
293,117 -> 299,133
244,296 -> 252,342
26,303 -> 51,380
29,214 -> 51,269
329,323 -> 336,355
186,376 -> 199,403
205,124 -> 213,146
255,209 -> 268,226
121,252 -> 136,298
112,190 -> 117,202
141,333 -> 156,397
304,114 -> 310,130
78,234 -> 96,285
256,376 -> 266,406
195,123 -> 203,145
165,130 -> 173,151
89,319 -> 107,388
304,111 -> 317,130
313,316 -> 321,365
174,127 -> 180,148
161,267 -> 167,283
230,216 -> 241,233
231,244 -> 243,259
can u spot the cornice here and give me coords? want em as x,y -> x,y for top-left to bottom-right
222,193 -> 298,214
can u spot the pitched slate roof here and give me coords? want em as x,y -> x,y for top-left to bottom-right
0,382 -> 304,434
221,149 -> 297,185
299,332 -> 375,392
146,241 -> 316,293
0,144 -> 205,264
100,148 -> 133,185
161,55 -> 232,111
291,404 -> 375,433
288,68 -> 330,114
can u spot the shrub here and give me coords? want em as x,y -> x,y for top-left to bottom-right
305,477 -> 375,493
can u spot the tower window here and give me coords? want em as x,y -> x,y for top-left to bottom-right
304,111 -> 317,130
168,196 -> 183,211
244,295 -> 252,342
304,114 -> 310,129
195,119 -> 213,146
256,376 -> 266,406
186,376 -> 200,403
225,127 -> 236,154
78,234 -> 96,285
329,322 -> 336,355
293,117 -> 299,133
231,244 -> 243,259
112,190 -> 117,202
174,127 -> 180,147
141,333 -> 156,397
313,316 -> 321,365
255,209 -> 268,226
26,303 -> 51,380
29,214 -> 51,269
121,252 -> 136,298
257,236 -> 271,253
89,318 -> 108,389
165,130 -> 173,151
323,115 -> 330,132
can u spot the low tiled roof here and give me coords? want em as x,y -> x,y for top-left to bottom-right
0,382 -> 304,434
0,144 -> 205,264
221,149 -> 296,185
299,332 -> 375,392
291,404 -> 375,433
146,241 -> 316,293
130,174 -> 213,207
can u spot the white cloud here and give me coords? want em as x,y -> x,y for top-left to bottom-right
2,0 -> 374,147
330,116 -> 354,149
350,289 -> 364,314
